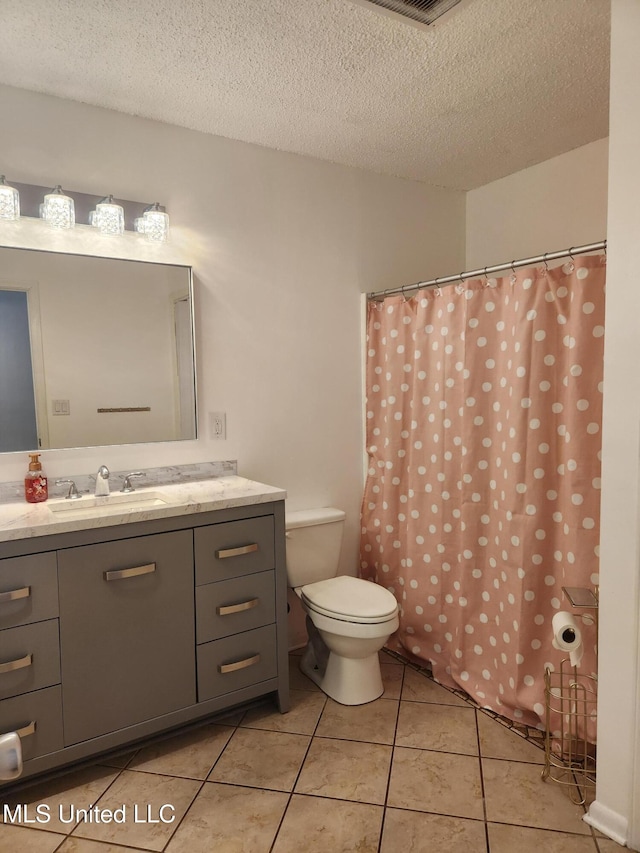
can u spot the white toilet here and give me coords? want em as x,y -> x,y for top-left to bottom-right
286,507 -> 399,705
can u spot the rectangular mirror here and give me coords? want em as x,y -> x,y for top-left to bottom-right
0,246 -> 196,452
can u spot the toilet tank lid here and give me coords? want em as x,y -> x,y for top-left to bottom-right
285,507 -> 346,530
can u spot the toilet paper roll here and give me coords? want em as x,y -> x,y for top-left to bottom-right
551,611 -> 584,668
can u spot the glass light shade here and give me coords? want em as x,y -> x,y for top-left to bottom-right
134,216 -> 146,234
0,175 -> 20,220
142,203 -> 169,242
42,186 -> 75,229
93,196 -> 125,235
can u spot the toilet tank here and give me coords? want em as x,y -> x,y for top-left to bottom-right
285,507 -> 346,588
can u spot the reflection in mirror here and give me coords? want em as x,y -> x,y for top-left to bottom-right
0,247 -> 196,453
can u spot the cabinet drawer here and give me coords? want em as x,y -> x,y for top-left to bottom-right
197,625 -> 277,702
0,553 -> 58,629
0,620 -> 60,700
196,571 -> 275,644
195,516 -> 275,585
0,686 -> 64,762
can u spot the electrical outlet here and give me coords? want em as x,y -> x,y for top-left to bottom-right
209,411 -> 226,440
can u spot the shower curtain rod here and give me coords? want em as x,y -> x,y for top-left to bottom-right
367,239 -> 607,301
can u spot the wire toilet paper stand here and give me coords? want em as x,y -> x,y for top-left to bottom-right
542,586 -> 598,805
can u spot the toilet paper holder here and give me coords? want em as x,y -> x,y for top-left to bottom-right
542,585 -> 598,805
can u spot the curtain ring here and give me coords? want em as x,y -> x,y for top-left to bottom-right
433,278 -> 442,296
509,261 -> 517,285
543,253 -> 549,272
483,267 -> 489,286
568,247 -> 575,260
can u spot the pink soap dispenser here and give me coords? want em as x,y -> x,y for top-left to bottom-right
24,452 -> 48,503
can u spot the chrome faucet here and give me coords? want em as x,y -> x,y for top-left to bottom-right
121,471 -> 144,493
56,479 -> 81,500
95,465 -> 110,496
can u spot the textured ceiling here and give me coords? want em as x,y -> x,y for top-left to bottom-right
0,0 -> 610,190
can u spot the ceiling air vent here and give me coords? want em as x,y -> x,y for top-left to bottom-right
349,0 -> 470,29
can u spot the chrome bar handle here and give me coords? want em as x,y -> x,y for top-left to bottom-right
104,563 -> 156,582
0,586 -> 31,604
215,543 -> 258,560
218,653 -> 261,674
217,598 -> 259,616
1,721 -> 37,740
16,721 -> 36,739
0,654 -> 33,675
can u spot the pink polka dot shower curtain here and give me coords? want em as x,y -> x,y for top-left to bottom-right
361,255 -> 605,734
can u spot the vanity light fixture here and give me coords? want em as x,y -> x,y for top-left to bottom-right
134,202 -> 170,243
0,175 -> 20,220
41,185 -> 75,229
1,179 -> 170,242
92,195 -> 125,235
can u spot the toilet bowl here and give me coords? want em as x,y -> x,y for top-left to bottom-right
286,508 -> 399,706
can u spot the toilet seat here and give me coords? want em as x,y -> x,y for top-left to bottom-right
301,576 -> 398,624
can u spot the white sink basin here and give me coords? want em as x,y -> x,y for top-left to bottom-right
48,491 -> 171,517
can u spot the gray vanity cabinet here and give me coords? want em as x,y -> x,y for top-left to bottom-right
57,530 -> 196,744
0,499 -> 289,785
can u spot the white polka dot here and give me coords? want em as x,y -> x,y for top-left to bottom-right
583,302 -> 595,314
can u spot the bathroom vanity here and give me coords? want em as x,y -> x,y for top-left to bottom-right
0,477 -> 289,784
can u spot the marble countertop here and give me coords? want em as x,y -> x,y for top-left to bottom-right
0,476 -> 287,544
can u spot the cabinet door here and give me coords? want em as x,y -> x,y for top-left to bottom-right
58,531 -> 195,745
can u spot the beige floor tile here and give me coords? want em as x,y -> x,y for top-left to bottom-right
58,837 -> 150,852
477,713 -> 545,764
128,723 -> 234,779
395,701 -> 478,755
381,662 -> 404,699
295,737 -> 392,804
0,765 -> 119,834
487,822 -> 598,852
165,782 -> 288,853
401,668 -> 470,706
209,728 -> 310,791
241,689 -> 326,735
380,808 -> 487,853
315,697 -> 399,744
272,794 -> 383,853
387,747 -> 484,820
0,823 -> 65,853
72,770 -> 199,851
482,758 -> 590,835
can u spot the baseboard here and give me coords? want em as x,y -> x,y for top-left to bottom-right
584,799 -> 629,846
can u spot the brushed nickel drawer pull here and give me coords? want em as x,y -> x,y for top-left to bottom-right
217,598 -> 260,616
216,543 -> 258,560
0,653 -> 33,675
218,653 -> 261,674
16,721 -> 36,739
104,563 -> 156,581
0,586 -> 31,604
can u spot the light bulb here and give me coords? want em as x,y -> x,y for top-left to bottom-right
93,195 -> 124,235
142,203 -> 169,242
0,175 -> 20,220
42,185 -> 75,229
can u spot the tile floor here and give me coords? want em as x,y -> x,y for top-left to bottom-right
0,651 -> 624,853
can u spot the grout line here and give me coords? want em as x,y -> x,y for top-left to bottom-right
474,707 -> 491,853
267,674 -> 328,852
377,662 -> 406,853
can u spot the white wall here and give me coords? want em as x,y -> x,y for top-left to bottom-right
586,0 -> 640,848
466,138 -> 608,270
0,84 -> 465,643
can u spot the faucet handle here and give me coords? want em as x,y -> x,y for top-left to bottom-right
121,472 -> 145,493
55,479 -> 81,500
